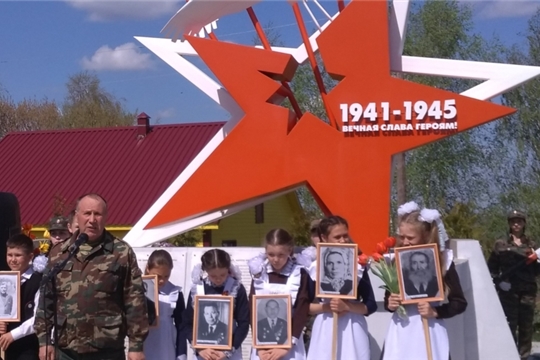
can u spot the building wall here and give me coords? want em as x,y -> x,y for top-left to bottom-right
32,229 -> 129,242
210,194 -> 299,247
30,193 -> 300,247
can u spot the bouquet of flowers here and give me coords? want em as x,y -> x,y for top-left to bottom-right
22,224 -> 49,273
358,237 -> 407,320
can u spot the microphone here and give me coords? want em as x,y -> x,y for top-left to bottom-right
68,233 -> 89,254
41,233 -> 89,286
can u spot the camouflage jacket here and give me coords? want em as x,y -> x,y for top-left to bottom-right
487,234 -> 540,293
34,230 -> 149,353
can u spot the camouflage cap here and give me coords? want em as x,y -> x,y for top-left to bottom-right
507,210 -> 526,221
48,216 -> 69,231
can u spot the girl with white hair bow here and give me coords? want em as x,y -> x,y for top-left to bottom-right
382,202 -> 467,360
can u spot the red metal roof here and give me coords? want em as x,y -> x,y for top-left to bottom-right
0,122 -> 224,225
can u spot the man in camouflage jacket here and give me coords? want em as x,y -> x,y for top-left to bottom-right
35,194 -> 149,360
488,210 -> 540,360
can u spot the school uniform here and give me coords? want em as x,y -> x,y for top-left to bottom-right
306,262 -> 376,360
6,267 -> 41,360
249,258 -> 311,360
381,250 -> 468,360
143,281 -> 186,360
182,276 -> 250,360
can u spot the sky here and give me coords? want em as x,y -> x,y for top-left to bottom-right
0,0 -> 538,125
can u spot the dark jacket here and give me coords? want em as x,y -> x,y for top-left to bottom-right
257,318 -> 288,345
403,276 -> 439,298
320,279 -> 353,295
488,235 -> 540,293
198,321 -> 228,344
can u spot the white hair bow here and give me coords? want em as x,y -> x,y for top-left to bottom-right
397,201 -> 449,251
398,201 -> 420,216
419,208 -> 449,251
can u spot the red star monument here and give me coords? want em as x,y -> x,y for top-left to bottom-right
146,0 -> 514,251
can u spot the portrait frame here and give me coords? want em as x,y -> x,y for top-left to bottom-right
193,295 -> 234,350
395,243 -> 445,305
142,274 -> 160,328
315,243 -> 358,299
251,294 -> 292,350
0,271 -> 20,322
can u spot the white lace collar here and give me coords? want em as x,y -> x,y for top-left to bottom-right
266,258 -> 295,276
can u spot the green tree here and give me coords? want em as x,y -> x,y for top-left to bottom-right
486,7 -> 540,250
61,71 -> 136,128
0,71 -> 136,138
498,9 -> 540,179
398,0 -> 499,211
288,187 -> 323,246
168,229 -> 204,247
0,92 -> 61,137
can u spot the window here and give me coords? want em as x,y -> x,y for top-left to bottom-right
255,203 -> 264,224
222,240 -> 237,247
203,230 -> 212,247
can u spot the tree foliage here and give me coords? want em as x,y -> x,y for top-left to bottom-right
167,228 -> 204,247
288,187 -> 323,246
0,93 -> 61,137
498,9 -> 540,184
61,72 -> 136,128
399,0 -> 498,213
0,71 -> 136,138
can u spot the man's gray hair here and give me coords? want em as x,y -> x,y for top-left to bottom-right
75,193 -> 108,212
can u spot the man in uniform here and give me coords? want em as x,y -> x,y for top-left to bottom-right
47,216 -> 71,247
488,209 -> 540,360
257,300 -> 287,345
197,302 -> 228,345
35,193 -> 149,360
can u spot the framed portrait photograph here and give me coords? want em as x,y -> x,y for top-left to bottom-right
395,243 -> 445,305
252,294 -> 292,350
193,295 -> 234,350
142,275 -> 159,328
0,271 -> 20,322
315,243 -> 358,299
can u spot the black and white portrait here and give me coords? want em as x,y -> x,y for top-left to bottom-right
395,244 -> 444,304
316,243 -> 358,299
0,271 -> 20,321
193,296 -> 233,350
142,275 -> 159,327
252,295 -> 291,349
